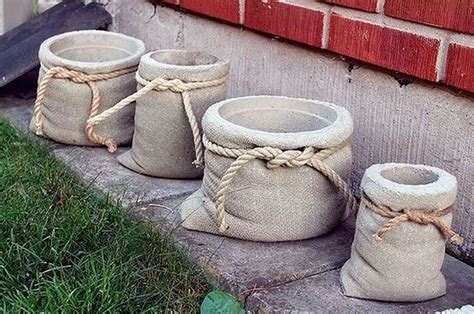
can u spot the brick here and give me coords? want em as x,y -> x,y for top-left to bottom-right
445,43 -> 474,92
384,0 -> 474,35
244,0 -> 325,47
328,14 -> 440,81
321,0 -> 377,12
180,0 -> 240,24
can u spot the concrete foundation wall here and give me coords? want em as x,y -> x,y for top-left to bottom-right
104,0 -> 473,262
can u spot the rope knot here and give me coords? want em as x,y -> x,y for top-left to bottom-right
362,196 -> 464,245
403,208 -> 432,225
266,147 -> 315,169
152,78 -> 190,93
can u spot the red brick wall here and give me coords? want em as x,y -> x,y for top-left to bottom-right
154,0 -> 474,93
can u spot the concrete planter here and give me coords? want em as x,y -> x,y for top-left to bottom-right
0,0 -> 33,34
180,96 -> 354,242
30,30 -> 145,148
341,163 -> 458,302
118,50 -> 229,179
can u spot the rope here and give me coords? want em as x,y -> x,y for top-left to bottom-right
203,136 -> 358,233
33,65 -> 137,153
87,72 -> 229,167
361,195 -> 463,245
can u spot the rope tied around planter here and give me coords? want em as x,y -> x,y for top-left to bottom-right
203,136 -> 359,233
361,195 -> 463,245
87,72 -> 228,167
33,65 -> 137,153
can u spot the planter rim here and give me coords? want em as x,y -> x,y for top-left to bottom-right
362,163 -> 457,212
138,50 -> 229,82
39,30 -> 145,73
203,95 -> 354,149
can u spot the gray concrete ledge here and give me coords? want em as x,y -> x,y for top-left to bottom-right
1,95 -> 473,312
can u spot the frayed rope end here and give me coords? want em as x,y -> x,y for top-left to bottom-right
105,139 -> 117,154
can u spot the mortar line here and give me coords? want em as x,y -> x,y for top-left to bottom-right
376,0 -> 385,14
436,34 -> 450,82
239,0 -> 245,24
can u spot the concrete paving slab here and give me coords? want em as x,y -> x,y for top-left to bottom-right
246,255 -> 474,312
132,196 -> 354,301
0,96 -> 201,206
0,96 -> 33,132
52,146 -> 201,206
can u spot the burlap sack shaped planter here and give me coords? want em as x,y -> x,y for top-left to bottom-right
30,30 -> 145,152
91,50 -> 229,178
180,96 -> 357,242
340,163 -> 463,302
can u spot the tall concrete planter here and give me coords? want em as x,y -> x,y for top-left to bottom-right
180,96 -> 355,242
340,163 -> 462,302
30,30 -> 145,152
116,50 -> 229,179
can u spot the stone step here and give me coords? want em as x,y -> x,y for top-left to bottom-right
135,196 -> 355,301
246,255 -> 474,312
1,93 -> 472,312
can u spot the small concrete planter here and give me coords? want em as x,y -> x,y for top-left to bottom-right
180,96 -> 354,242
341,163 -> 459,302
118,50 -> 229,179
30,30 -> 145,151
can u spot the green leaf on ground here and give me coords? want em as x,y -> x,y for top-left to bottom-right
201,291 -> 245,314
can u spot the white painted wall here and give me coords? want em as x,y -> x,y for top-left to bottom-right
104,0 -> 474,262
0,0 -> 33,35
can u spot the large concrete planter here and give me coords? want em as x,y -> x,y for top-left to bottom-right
118,50 -> 229,179
340,163 -> 459,302
30,30 -> 145,151
180,96 -> 354,242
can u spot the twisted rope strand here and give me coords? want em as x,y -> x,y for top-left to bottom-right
182,90 -> 204,167
33,65 -> 137,152
203,136 -> 355,232
88,73 -> 228,166
361,196 -> 463,245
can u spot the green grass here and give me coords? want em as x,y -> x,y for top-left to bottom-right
0,119 -> 210,312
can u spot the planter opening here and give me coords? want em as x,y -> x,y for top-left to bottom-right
380,166 -> 439,186
44,31 -> 145,68
218,97 -> 337,133
150,50 -> 219,66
